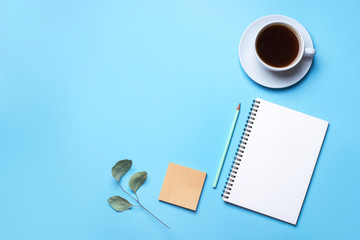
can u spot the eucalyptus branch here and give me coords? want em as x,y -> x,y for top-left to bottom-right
108,159 -> 170,229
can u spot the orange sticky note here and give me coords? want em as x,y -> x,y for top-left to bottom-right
159,162 -> 206,211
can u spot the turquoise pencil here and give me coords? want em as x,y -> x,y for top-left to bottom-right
213,104 -> 240,188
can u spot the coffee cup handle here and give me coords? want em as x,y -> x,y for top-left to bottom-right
304,47 -> 316,57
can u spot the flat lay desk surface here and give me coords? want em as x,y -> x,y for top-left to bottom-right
1,0 -> 360,239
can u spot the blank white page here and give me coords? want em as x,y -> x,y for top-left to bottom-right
223,98 -> 328,225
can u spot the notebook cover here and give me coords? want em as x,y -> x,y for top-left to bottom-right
223,98 -> 329,225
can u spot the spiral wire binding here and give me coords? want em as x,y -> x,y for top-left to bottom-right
222,99 -> 261,199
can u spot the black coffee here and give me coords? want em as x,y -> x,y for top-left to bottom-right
256,24 -> 299,68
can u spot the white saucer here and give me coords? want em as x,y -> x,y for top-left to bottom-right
239,15 -> 315,88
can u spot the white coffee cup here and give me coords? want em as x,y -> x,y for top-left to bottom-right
254,22 -> 315,71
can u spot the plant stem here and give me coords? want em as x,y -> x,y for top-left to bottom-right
118,180 -> 170,229
117,181 -> 141,207
137,201 -> 171,229
134,192 -> 139,201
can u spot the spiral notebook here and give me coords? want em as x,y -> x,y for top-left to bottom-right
222,98 -> 328,225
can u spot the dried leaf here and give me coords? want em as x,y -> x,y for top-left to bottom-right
112,159 -> 132,182
108,196 -> 132,212
129,171 -> 147,193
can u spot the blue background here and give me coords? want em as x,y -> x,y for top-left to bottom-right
1,0 -> 359,239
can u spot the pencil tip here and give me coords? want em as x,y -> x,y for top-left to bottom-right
237,104 -> 240,110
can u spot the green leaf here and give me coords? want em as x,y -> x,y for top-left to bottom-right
112,159 -> 132,182
129,171 -> 147,193
108,196 -> 132,212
